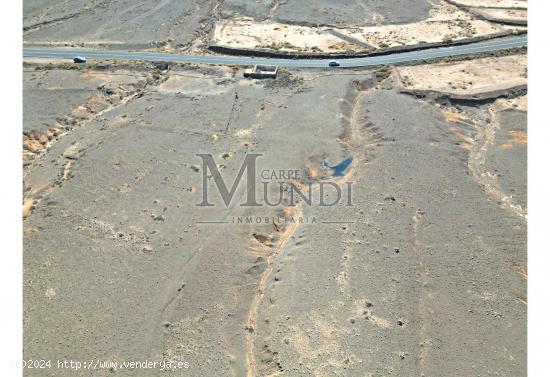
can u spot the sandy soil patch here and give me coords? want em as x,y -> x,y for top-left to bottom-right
157,67 -> 235,95
396,54 -> 526,95
502,94 -> 527,111
447,0 -> 527,9
341,0 -> 516,49
212,18 -> 357,53
473,8 -> 527,22
23,198 -> 34,219
212,0 -> 518,52
79,70 -> 150,87
157,74 -> 230,95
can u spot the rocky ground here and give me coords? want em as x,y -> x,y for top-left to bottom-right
212,0 -> 524,54
23,0 -> 526,54
23,51 -> 527,375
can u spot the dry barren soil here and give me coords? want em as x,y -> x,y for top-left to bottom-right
23,56 -> 527,376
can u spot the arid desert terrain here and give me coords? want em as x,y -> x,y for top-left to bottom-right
23,1 -> 527,376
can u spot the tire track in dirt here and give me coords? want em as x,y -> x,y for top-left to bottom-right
246,75 -> 383,376
411,209 -> 432,371
245,206 -> 302,377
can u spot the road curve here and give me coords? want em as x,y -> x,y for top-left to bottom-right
23,36 -> 526,68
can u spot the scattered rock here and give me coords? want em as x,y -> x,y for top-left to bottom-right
38,133 -> 49,145
23,198 -> 34,219
45,287 -> 56,298
51,126 -> 64,137
23,139 -> 43,153
23,130 -> 37,140
62,144 -> 81,160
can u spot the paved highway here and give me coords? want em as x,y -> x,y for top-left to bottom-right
23,35 -> 526,68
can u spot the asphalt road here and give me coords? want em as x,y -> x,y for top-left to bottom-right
23,36 -> 526,68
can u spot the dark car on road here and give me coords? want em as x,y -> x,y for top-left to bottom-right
73,56 -> 86,63
328,61 -> 340,67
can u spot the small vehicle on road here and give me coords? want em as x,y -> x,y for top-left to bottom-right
73,56 -> 86,63
328,60 -> 340,67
